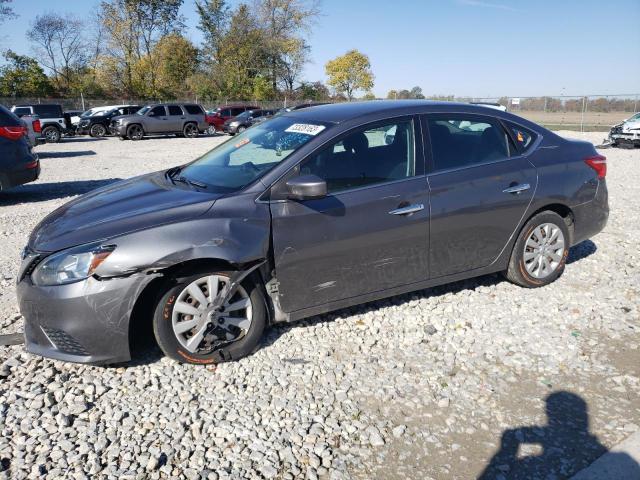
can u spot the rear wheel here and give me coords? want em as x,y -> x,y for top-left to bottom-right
505,211 -> 570,288
42,126 -> 61,143
90,124 -> 107,137
183,122 -> 198,138
127,124 -> 144,141
153,272 -> 267,364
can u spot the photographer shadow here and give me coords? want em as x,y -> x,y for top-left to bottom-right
479,391 -> 640,479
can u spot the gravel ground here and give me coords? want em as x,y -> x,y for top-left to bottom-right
0,131 -> 639,479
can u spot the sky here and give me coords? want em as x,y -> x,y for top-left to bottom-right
1,0 -> 639,98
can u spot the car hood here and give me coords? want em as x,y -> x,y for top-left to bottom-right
29,172 -> 221,252
622,120 -> 640,131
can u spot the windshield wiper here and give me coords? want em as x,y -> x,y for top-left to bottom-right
167,168 -> 207,189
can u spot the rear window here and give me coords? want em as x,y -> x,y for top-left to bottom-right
231,107 -> 245,116
183,104 -> 203,115
33,104 -> 62,118
0,105 -> 21,126
12,107 -> 32,117
506,122 -> 536,152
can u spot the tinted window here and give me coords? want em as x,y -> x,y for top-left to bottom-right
12,107 -> 31,117
428,117 -> 511,172
506,122 -> 536,151
149,106 -> 166,116
231,107 -> 245,116
184,104 -> 203,115
302,120 -> 415,193
0,105 -> 21,126
168,105 -> 183,116
33,105 -> 62,117
220,108 -> 232,116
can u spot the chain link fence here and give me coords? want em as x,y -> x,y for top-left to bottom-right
2,94 -> 638,131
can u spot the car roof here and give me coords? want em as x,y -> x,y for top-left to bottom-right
281,100 -> 543,129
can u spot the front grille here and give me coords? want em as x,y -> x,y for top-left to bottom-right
41,327 -> 90,356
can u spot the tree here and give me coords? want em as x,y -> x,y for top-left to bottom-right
0,50 -> 53,97
27,13 -> 87,94
0,0 -> 15,24
386,89 -> 398,99
297,81 -> 330,101
325,49 -> 374,100
361,91 -> 376,100
195,0 -> 229,62
410,86 -> 425,99
254,0 -> 319,91
153,33 -> 198,98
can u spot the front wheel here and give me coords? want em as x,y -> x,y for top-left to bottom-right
127,124 -> 144,141
153,272 -> 267,364
504,211 -> 570,288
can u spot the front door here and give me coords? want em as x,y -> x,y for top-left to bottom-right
424,114 -> 537,278
270,117 -> 430,314
146,105 -> 168,133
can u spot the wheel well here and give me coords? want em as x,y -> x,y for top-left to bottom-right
127,123 -> 144,132
41,123 -> 61,131
526,203 -> 575,241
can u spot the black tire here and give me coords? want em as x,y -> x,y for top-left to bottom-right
504,211 -> 570,288
183,122 -> 198,138
90,124 -> 107,137
127,124 -> 144,141
153,272 -> 267,365
42,126 -> 61,143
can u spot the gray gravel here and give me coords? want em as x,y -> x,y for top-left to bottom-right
0,131 -> 639,479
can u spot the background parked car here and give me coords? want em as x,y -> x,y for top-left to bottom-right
110,103 -> 208,140
0,105 -> 39,191
223,109 -> 276,135
607,112 -> 640,148
20,114 -> 43,147
11,104 -> 70,143
76,105 -> 141,137
208,104 -> 258,132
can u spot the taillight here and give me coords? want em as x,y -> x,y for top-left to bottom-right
585,155 -> 607,179
32,119 -> 41,133
25,160 -> 39,169
0,125 -> 27,141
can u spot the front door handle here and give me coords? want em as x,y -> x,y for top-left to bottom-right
389,203 -> 424,216
503,183 -> 530,194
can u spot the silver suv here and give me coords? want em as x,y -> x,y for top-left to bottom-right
109,103 -> 208,140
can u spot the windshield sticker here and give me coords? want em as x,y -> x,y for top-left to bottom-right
234,138 -> 250,148
285,123 -> 326,136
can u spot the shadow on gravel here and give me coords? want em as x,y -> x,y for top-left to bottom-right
54,137 -> 106,143
0,178 -> 122,205
479,391 -> 640,480
567,239 -> 598,265
38,150 -> 97,159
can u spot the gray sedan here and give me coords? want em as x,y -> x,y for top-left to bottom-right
17,101 -> 609,365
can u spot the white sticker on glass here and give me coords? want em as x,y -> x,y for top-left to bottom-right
285,123 -> 326,136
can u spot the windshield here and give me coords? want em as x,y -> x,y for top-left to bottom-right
629,113 -> 640,122
178,116 -> 328,191
137,106 -> 151,115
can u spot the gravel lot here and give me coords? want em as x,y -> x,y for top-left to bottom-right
0,131 -> 638,479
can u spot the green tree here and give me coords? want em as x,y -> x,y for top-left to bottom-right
361,91 -> 376,100
195,0 -> 229,61
297,81 -> 329,101
386,89 -> 398,99
153,33 -> 198,98
0,50 -> 53,97
325,49 -> 374,100
410,86 -> 425,99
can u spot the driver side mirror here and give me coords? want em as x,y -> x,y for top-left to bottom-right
286,175 -> 327,201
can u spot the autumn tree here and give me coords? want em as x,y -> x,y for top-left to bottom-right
27,13 -> 87,94
153,33 -> 198,98
0,50 -> 53,97
325,49 -> 374,100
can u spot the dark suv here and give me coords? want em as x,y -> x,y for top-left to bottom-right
76,105 -> 141,137
0,105 -> 40,191
110,104 -> 208,140
223,109 -> 276,135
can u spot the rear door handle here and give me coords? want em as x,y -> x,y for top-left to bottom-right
503,183 -> 530,194
389,203 -> 424,216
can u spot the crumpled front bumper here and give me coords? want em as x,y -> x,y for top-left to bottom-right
17,271 -> 156,365
609,125 -> 640,146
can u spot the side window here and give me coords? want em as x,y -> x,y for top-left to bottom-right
149,106 -> 166,116
184,104 -> 203,115
33,105 -> 62,117
428,117 -> 511,172
506,122 -> 536,152
168,105 -> 183,116
301,119 -> 415,194
220,108 -> 231,117
12,107 -> 31,117
231,108 -> 244,116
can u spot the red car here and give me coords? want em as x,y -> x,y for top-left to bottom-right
207,104 -> 259,132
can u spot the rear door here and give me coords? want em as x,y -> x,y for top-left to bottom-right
146,105 -> 168,133
424,114 -> 537,278
270,116 -> 430,313
167,105 -> 185,131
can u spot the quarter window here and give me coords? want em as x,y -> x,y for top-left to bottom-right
506,122 -> 536,151
168,105 -> 183,116
301,120 -> 415,193
428,117 -> 512,172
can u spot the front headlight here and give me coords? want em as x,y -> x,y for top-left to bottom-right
31,244 -> 115,286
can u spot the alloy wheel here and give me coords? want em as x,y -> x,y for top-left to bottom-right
128,125 -> 143,140
171,275 -> 253,354
523,223 -> 565,279
91,124 -> 106,137
184,123 -> 198,138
